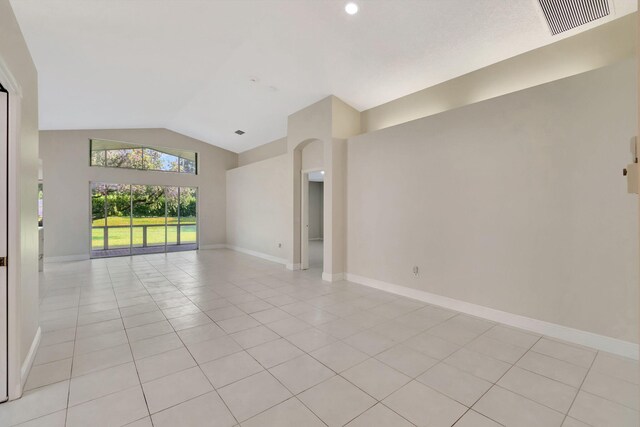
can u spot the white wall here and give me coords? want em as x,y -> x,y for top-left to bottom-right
309,181 -> 323,239
226,154 -> 290,262
39,128 -> 237,259
0,0 -> 40,391
362,14 -> 636,132
347,59 -> 638,343
238,137 -> 287,167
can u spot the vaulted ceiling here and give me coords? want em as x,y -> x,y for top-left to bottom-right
10,0 -> 636,153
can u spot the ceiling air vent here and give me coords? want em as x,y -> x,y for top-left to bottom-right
538,0 -> 610,35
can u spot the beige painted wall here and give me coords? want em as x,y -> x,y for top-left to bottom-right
302,140 -> 323,171
348,59 -> 638,342
363,14 -> 636,133
0,0 -> 40,377
238,137 -> 286,167
309,181 -> 323,240
39,128 -> 237,258
226,154 -> 290,261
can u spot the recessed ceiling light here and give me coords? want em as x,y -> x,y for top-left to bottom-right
235,130 -> 245,135
345,2 -> 358,15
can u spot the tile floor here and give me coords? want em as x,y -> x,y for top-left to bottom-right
1,249 -> 638,426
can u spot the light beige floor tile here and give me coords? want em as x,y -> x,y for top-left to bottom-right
71,343 -> 133,377
39,328 -> 76,347
286,328 -> 336,352
453,410 -> 502,427
130,332 -> 184,359
417,362 -> 492,406
142,366 -> 214,414
591,352 -> 639,385
74,330 -> 128,355
582,369 -> 639,410
66,385 -> 149,427
177,323 -> 226,345
69,361 -> 140,406
76,318 -> 124,339
218,314 -> 262,334
445,348 -> 511,382
342,330 -> 396,356
342,358 -> 410,400
269,354 -> 335,394
122,310 -> 166,328
187,335 -> 243,364
383,380 -> 467,427
168,312 -> 213,331
136,347 -> 196,383
241,397 -> 325,427
126,320 -> 174,342
24,358 -> 72,391
568,390 -> 639,427
371,318 -> 424,340
483,325 -> 540,349
497,366 -> 577,413
474,386 -> 564,427
0,381 -> 69,426
531,338 -> 596,368
247,338 -> 304,368
201,351 -> 264,388
265,317 -> 311,336
310,341 -> 369,373
151,391 -> 236,427
218,371 -> 292,422
562,417 -> 591,427
298,376 -> 376,427
33,341 -> 74,366
251,307 -> 291,324
316,318 -> 363,339
230,325 -> 280,349
235,299 -> 274,314
375,344 -> 439,377
517,351 -> 588,388
403,332 -> 460,360
13,410 -> 66,427
466,335 -> 528,364
345,403 -> 414,427
427,320 -> 484,346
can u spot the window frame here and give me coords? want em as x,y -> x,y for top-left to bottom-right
89,139 -> 198,175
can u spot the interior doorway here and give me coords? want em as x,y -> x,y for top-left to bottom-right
301,169 -> 324,270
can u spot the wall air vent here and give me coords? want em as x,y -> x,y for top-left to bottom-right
538,0 -> 610,35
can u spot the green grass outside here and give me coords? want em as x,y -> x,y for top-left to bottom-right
93,216 -> 196,226
92,223 -> 197,250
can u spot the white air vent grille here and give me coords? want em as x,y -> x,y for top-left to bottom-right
538,0 -> 610,35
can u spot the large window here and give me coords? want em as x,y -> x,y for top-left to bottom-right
91,182 -> 198,257
90,139 -> 197,175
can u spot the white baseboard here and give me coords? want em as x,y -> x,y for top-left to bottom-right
44,254 -> 90,263
199,244 -> 226,250
226,245 -> 288,265
345,273 -> 639,360
322,272 -> 344,282
21,326 -> 41,389
286,263 -> 301,271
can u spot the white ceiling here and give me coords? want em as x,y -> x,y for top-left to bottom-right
10,0 -> 636,153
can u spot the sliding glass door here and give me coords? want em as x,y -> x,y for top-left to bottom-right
91,182 -> 198,258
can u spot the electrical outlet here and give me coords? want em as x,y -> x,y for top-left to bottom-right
413,266 -> 419,277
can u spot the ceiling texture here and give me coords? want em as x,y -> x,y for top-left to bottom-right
10,0 -> 636,153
